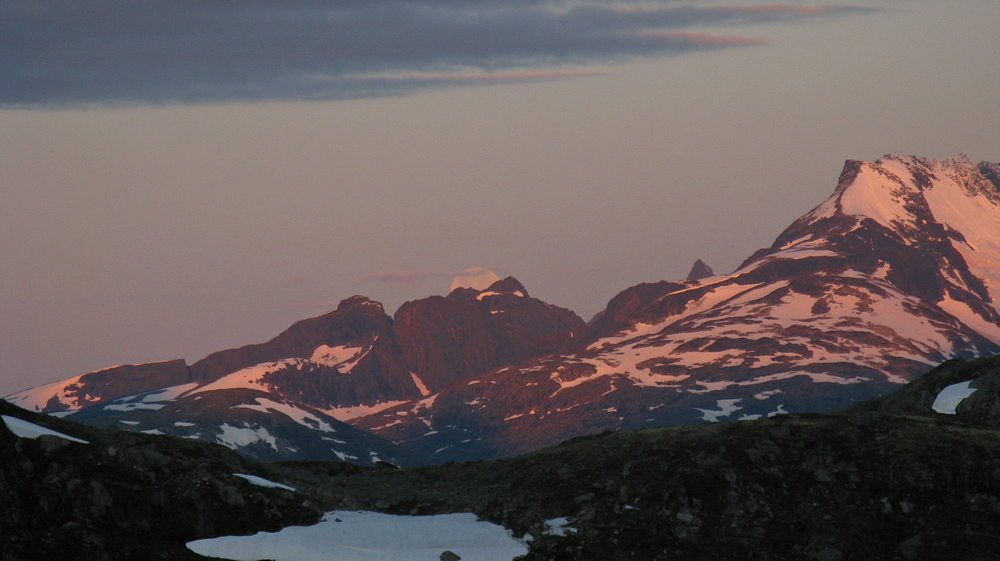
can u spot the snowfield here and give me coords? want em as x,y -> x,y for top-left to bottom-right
186,510 -> 530,561
931,381 -> 978,415
1,415 -> 89,444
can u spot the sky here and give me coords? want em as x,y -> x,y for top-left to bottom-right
2,0 -> 998,397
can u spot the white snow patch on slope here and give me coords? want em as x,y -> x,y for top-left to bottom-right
938,296 -> 1000,346
543,517 -> 577,536
233,473 -> 296,492
323,400 -> 408,422
216,423 -> 278,451
3,374 -> 86,412
477,290 -> 524,300
2,415 -> 89,444
311,342 -> 371,372
236,398 -> 338,433
186,510 -> 530,561
141,383 -> 199,403
103,402 -> 164,412
920,165 -> 1000,330
838,163 -> 913,229
739,371 -> 870,387
410,372 -> 431,397
190,361 -> 295,396
932,381 -> 978,415
695,399 -> 743,422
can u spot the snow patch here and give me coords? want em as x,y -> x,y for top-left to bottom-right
103,402 -> 164,412
695,399 -> 743,422
236,398 -> 338,433
141,382 -> 199,403
187,510 -> 530,561
233,473 -> 296,492
323,400 -> 408,422
3,374 -> 86,411
311,342 -> 371,372
216,423 -> 278,451
543,517 -> 577,537
410,372 -> 431,397
2,415 -> 89,444
932,381 -> 978,415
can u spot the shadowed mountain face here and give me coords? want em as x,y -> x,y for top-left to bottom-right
394,277 -> 587,392
6,154 -> 1000,464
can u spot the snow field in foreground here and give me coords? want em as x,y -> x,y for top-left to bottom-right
1,415 -> 89,444
931,381 -> 978,415
187,510 -> 531,561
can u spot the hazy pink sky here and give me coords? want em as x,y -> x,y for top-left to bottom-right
2,0 -> 999,396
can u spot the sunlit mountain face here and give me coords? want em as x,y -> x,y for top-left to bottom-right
7,154 -> 1000,464
355,154 -> 1000,461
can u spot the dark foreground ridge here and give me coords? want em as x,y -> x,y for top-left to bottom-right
5,355 -> 1000,560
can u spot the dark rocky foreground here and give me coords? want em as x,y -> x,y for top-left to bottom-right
0,400 -> 324,560
5,355 -> 1000,560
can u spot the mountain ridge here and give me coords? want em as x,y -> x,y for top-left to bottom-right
6,153 -> 1000,465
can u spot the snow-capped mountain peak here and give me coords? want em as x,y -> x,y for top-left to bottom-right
355,154 -> 1000,461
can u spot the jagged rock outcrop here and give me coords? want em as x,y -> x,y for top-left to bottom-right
394,277 -> 586,391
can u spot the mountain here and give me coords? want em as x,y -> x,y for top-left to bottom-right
5,355 -> 1000,560
6,153 -> 1000,465
5,278 -> 585,464
354,154 -> 1000,461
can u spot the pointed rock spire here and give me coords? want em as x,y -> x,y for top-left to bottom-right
686,259 -> 715,281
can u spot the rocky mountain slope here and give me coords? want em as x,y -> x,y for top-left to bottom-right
357,154 -> 1000,461
6,279 -> 584,464
5,354 -> 1000,560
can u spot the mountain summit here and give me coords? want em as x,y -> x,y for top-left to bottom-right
356,154 -> 1000,460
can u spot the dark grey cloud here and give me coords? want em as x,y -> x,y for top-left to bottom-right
0,1 -> 873,106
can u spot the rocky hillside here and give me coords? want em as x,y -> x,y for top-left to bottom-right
0,399 -> 323,560
5,355 -> 1000,560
